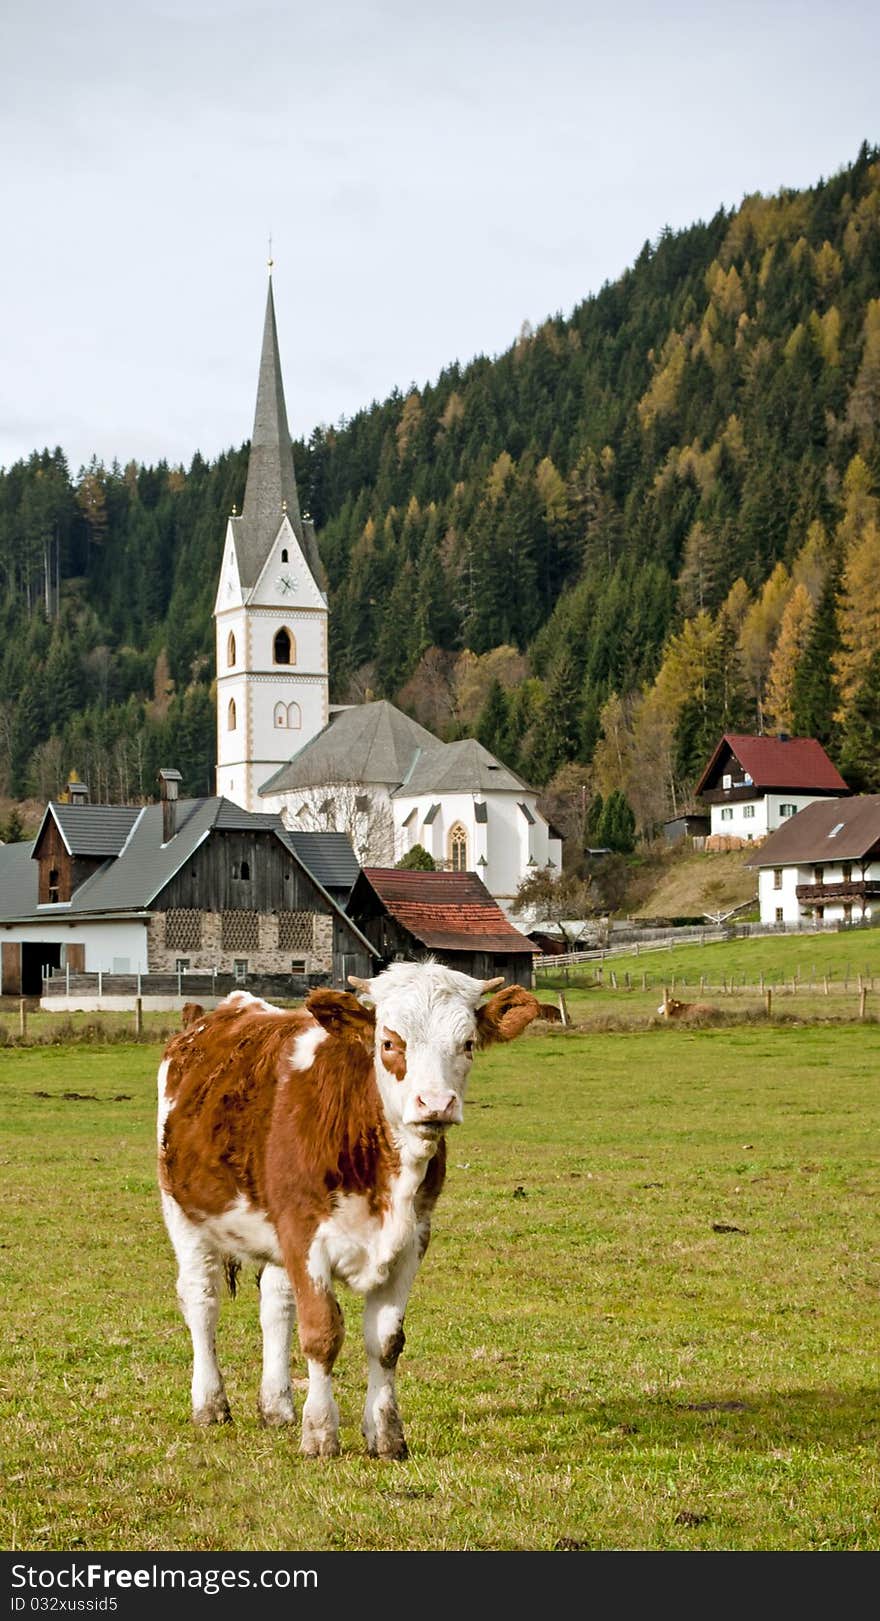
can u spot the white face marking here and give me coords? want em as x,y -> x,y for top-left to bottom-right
360,962 -> 485,1143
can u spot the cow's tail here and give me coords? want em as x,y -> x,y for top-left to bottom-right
224,1259 -> 241,1297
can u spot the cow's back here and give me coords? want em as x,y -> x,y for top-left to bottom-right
158,998 -> 315,1218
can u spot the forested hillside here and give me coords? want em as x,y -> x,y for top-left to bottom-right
2,143 -> 879,836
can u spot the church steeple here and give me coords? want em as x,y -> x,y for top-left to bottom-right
214,271 -> 330,811
233,274 -> 324,593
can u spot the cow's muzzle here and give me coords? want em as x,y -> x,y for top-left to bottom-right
409,1091 -> 461,1130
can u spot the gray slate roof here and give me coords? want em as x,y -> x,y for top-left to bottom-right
0,840 -> 39,916
744,794 -> 880,867
392,737 -> 528,797
232,278 -> 325,594
282,831 -> 360,894
260,700 -> 438,796
0,799 -> 376,956
40,802 -> 141,856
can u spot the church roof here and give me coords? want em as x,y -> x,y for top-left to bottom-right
259,700 -> 438,796
391,737 -> 529,797
231,277 -> 325,593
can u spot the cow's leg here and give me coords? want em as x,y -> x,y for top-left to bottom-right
161,1192 -> 230,1425
281,1248 -> 345,1458
361,1238 -> 421,1461
258,1263 -> 297,1426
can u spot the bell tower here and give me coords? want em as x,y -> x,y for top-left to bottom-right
214,270 -> 329,809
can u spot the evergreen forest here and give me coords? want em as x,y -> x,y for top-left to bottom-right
2,143 -> 880,841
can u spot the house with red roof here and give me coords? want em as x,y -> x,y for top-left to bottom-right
695,734 -> 849,846
347,868 -> 538,988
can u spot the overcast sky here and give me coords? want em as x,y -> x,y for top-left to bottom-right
1,0 -> 877,475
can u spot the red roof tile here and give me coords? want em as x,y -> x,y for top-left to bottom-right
361,868 -> 537,954
696,734 -> 849,796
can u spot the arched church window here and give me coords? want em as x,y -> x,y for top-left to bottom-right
274,628 -> 294,665
274,702 -> 287,728
227,631 -> 236,667
281,548 -> 288,563
449,823 -> 468,872
287,701 -> 301,729
227,698 -> 237,731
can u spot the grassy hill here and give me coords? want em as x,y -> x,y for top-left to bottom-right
632,847 -> 758,922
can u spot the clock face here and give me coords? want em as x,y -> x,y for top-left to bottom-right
276,573 -> 296,595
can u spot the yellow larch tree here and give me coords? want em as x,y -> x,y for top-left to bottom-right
764,583 -> 816,733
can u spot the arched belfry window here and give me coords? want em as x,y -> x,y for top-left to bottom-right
287,701 -> 301,730
281,548 -> 288,562
274,627 -> 295,665
274,702 -> 287,728
227,631 -> 236,667
449,822 -> 468,872
227,698 -> 237,731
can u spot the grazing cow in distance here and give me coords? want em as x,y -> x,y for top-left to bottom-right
158,964 -> 561,1460
180,1001 -> 206,1029
657,994 -> 718,1019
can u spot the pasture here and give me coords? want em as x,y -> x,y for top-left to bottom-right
537,925 -> 880,1026
1,1020 -> 878,1552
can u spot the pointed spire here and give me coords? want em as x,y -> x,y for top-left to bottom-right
238,277 -> 304,583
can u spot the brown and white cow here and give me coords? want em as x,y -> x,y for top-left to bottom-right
657,994 -> 718,1019
157,962 -> 560,1459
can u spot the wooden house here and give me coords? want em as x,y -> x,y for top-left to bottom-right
0,773 -> 376,997
347,868 -> 538,989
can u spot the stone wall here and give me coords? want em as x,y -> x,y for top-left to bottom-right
147,910 -> 333,975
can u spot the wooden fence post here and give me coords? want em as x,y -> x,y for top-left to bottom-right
859,985 -> 867,1021
134,997 -> 143,1036
823,975 -> 829,996
557,992 -> 569,1028
765,988 -> 772,1017
19,999 -> 27,1038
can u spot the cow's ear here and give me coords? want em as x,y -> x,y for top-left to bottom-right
306,989 -> 376,1041
475,985 -> 561,1045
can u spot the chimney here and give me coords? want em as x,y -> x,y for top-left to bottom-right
158,768 -> 183,842
67,774 -> 89,805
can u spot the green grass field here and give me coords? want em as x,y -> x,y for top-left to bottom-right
536,925 -> 880,1026
2,1016 -> 879,1553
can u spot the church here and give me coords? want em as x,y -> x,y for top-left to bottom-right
214,276 -> 563,909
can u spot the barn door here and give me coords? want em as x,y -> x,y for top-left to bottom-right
1,941 -> 22,996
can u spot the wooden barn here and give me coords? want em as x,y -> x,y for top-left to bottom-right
0,771 -> 377,996
347,868 -> 538,989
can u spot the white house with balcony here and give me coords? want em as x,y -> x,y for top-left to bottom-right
696,733 -> 849,844
745,794 -> 880,926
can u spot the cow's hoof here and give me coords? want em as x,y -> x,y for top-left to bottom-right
193,1395 -> 232,1426
300,1432 -> 341,1459
368,1436 -> 409,1461
258,1394 -> 296,1427
365,1408 -> 408,1460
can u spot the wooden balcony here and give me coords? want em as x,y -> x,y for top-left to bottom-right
795,879 -> 880,904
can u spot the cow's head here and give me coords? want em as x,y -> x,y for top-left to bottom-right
346,963 -> 558,1150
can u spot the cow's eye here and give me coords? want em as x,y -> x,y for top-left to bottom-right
382,1040 -> 395,1052
464,1039 -> 475,1054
